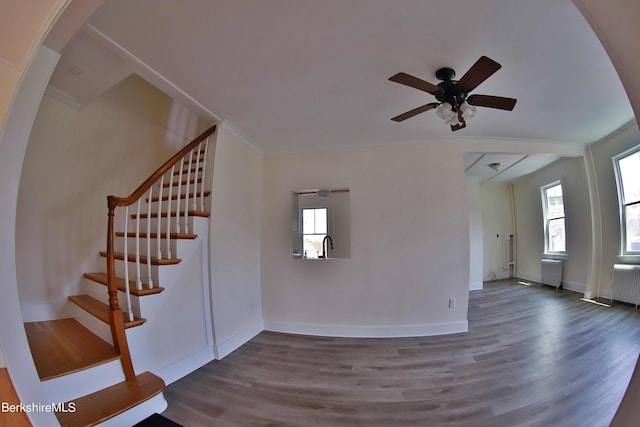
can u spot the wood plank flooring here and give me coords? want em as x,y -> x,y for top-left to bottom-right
0,368 -> 31,426
162,280 -> 640,426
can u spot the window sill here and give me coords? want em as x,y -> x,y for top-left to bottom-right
617,254 -> 640,264
542,253 -> 568,261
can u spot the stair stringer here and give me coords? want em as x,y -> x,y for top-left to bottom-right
126,217 -> 216,385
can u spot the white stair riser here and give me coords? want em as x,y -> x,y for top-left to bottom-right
83,278 -> 143,319
124,216 -> 199,236
114,236 -> 178,261
67,301 -> 114,345
146,196 -> 208,213
42,359 -> 125,403
113,259 -> 160,286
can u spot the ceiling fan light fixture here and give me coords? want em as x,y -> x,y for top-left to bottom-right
488,162 -> 504,172
460,102 -> 477,120
436,102 -> 455,121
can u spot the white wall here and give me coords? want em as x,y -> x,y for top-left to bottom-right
209,125 -> 263,357
261,143 -> 470,337
512,156 -> 591,291
589,123 -> 640,297
480,184 -> 513,281
16,75 -> 202,321
0,44 -> 67,427
467,178 -> 483,290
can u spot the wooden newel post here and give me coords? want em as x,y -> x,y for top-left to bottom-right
106,196 -> 136,380
106,198 -> 120,311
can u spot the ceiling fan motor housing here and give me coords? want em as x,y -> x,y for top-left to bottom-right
435,69 -> 468,112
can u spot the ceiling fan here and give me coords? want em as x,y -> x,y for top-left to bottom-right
389,56 -> 517,131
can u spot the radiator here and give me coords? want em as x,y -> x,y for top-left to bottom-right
612,264 -> 640,307
541,259 -> 562,289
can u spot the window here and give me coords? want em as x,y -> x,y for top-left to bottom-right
541,181 -> 566,254
614,146 -> 640,255
301,207 -> 327,259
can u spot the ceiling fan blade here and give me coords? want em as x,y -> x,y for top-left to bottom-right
456,56 -> 502,92
451,111 -> 466,131
391,103 -> 439,122
467,94 -> 517,111
389,72 -> 441,95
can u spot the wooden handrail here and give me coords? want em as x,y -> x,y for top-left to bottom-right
104,123 -> 216,380
107,124 -> 217,208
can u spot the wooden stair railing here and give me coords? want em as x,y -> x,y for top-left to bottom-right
105,124 -> 216,379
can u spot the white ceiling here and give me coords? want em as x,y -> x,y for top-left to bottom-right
49,0 -> 635,180
463,152 -> 560,185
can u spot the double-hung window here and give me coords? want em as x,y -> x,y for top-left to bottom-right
301,207 -> 327,259
541,181 -> 566,254
613,146 -> 640,255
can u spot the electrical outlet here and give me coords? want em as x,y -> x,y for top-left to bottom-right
449,298 -> 456,308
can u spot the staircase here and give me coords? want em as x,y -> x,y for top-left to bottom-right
24,125 -> 217,426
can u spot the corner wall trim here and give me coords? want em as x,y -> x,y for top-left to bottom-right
215,319 -> 264,360
263,320 -> 469,338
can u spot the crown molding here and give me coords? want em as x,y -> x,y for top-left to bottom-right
84,24 -> 220,124
219,120 -> 264,155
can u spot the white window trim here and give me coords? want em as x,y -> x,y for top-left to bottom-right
541,180 -> 567,256
613,144 -> 640,258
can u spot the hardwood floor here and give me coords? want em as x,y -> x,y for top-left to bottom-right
162,280 -> 640,426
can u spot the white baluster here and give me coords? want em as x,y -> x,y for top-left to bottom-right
166,167 -> 174,258
124,207 -> 134,322
135,199 -> 142,290
146,187 -> 154,289
193,143 -> 201,211
176,159 -> 183,233
184,151 -> 193,233
156,177 -> 163,260
199,138 -> 209,211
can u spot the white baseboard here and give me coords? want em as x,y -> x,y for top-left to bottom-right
153,346 -> 215,386
562,280 -> 586,294
469,281 -> 483,291
215,319 -> 264,360
263,320 -> 468,338
517,272 -> 539,284
517,273 -> 587,295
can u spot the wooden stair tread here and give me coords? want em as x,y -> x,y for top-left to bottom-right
69,295 -> 146,328
83,272 -> 164,296
99,251 -> 181,265
55,371 -> 165,427
24,318 -> 120,381
115,231 -> 197,239
131,210 -> 209,219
